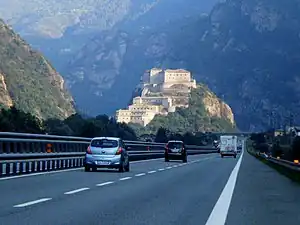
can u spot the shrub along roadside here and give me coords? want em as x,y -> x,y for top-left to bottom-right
0,106 -> 137,140
247,139 -> 300,183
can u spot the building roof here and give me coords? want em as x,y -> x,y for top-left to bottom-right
165,69 -> 190,73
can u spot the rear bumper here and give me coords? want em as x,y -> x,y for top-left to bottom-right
165,153 -> 186,159
84,154 -> 121,168
220,152 -> 237,156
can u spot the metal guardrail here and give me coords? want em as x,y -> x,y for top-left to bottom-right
0,149 -> 216,178
0,132 -> 217,177
0,132 -> 214,154
253,152 -> 300,172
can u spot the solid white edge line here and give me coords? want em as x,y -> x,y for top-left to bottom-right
64,187 -> 90,195
0,168 -> 82,181
96,181 -> 114,186
119,177 -> 132,181
135,173 -> 146,177
14,198 -> 52,208
205,152 -> 244,225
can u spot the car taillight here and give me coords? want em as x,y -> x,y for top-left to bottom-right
86,145 -> 92,154
116,147 -> 122,155
165,145 -> 169,153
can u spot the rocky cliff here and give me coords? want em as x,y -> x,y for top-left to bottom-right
201,88 -> 235,125
0,19 -> 75,119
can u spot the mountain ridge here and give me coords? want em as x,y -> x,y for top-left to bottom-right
0,18 -> 75,119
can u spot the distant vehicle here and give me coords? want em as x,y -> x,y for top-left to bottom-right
164,140 -> 187,163
213,140 -> 219,148
220,135 -> 237,158
237,139 -> 244,153
84,137 -> 130,172
216,143 -> 220,153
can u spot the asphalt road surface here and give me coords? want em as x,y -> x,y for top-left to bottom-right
0,151 -> 299,225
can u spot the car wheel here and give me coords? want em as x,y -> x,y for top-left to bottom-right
125,161 -> 130,172
165,157 -> 169,162
84,166 -> 90,172
234,155 -> 237,158
183,155 -> 187,163
119,161 -> 125,172
221,154 -> 224,158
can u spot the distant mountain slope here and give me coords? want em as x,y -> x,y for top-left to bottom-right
0,19 -> 75,119
66,0 -> 300,131
62,0 -> 219,115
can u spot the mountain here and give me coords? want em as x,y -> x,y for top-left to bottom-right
66,0 -> 300,131
62,0 -> 219,116
0,19 -> 75,119
0,0 -> 219,71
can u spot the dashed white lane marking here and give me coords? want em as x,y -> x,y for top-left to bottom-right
119,177 -> 132,181
96,181 -> 114,187
205,152 -> 244,225
135,173 -> 146,177
158,168 -> 165,171
173,165 -> 178,168
148,170 -> 156,174
64,187 -> 90,195
166,166 -> 172,169
14,198 -> 52,208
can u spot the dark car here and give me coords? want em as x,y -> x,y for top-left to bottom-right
164,140 -> 187,163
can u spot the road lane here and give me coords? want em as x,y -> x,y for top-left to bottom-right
0,154 -> 215,212
0,154 -> 239,225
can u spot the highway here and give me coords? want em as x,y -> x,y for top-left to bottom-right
0,152 -> 299,225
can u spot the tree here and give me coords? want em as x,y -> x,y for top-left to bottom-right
155,127 -> 168,143
292,136 -> 300,160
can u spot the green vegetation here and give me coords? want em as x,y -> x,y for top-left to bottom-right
132,85 -> 236,136
0,105 -> 137,140
0,105 -> 221,146
250,131 -> 300,162
0,19 -> 75,120
248,136 -> 300,183
153,127 -> 218,146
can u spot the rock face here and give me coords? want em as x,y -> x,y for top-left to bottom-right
0,19 -> 75,119
0,72 -> 13,107
202,90 -> 235,125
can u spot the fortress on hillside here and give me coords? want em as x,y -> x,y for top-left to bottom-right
116,68 -> 197,126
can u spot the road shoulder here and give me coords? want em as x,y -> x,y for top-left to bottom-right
226,150 -> 300,225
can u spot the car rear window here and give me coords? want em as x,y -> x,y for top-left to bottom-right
167,142 -> 183,149
91,139 -> 118,148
